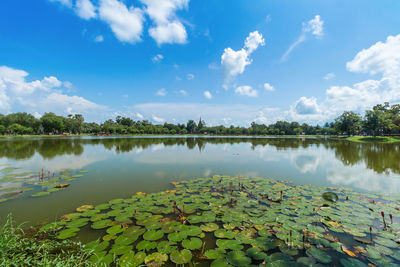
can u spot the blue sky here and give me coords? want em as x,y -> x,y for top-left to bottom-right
0,0 -> 399,125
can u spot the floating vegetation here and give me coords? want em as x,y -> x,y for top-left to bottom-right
42,175 -> 400,266
0,166 -> 89,202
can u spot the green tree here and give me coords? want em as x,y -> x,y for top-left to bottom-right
186,120 -> 197,134
334,111 -> 362,136
40,113 -> 64,134
363,109 -> 390,137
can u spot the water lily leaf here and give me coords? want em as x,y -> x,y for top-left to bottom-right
168,232 -> 187,242
306,247 -> 332,264
296,256 -> 316,266
182,237 -> 202,250
214,229 -> 235,239
210,259 -> 233,267
119,251 -> 146,267
255,237 -> 277,251
106,224 -> 125,235
205,248 -> 226,260
109,244 -> 133,255
157,241 -> 177,254
56,227 -> 79,239
144,252 -> 168,267
374,237 -> 398,248
322,192 -> 338,202
143,230 -> 164,241
145,221 -> 162,230
279,244 -> 298,256
365,246 -> 382,260
66,218 -> 89,228
136,240 -> 157,252
91,219 -> 112,229
226,251 -> 251,266
340,258 -> 368,267
246,247 -> 267,260
32,191 -> 50,197
201,223 -> 219,232
115,235 -> 138,246
170,249 -> 192,264
76,204 -> 94,212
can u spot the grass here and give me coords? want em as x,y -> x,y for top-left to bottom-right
346,136 -> 400,143
0,214 -> 94,266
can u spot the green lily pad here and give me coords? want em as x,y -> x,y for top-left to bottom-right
143,230 -> 164,241
136,240 -> 157,252
214,229 -> 235,239
306,247 -> 332,264
246,247 -> 267,260
170,249 -> 192,264
91,219 -> 112,229
226,251 -> 251,266
205,248 -> 227,260
144,252 -> 168,267
201,222 -> 219,232
119,251 -> 146,267
106,224 -> 125,235
322,192 -> 339,202
56,227 -> 80,239
182,237 -> 202,250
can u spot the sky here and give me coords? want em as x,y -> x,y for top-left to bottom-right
0,0 -> 400,126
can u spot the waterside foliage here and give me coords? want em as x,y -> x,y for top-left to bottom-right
1,102 -> 400,137
0,214 -> 93,266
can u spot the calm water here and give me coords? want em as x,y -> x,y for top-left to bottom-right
1,136 -> 399,226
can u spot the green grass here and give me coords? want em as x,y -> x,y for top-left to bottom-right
346,136 -> 400,143
0,214 -> 94,266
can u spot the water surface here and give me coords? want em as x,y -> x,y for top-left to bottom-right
0,136 -> 399,225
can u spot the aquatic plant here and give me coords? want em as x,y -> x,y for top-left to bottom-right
41,175 -> 400,266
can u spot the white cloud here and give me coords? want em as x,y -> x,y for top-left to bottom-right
152,115 -> 165,123
263,83 -> 274,91
75,0 -> 96,20
323,72 -> 335,80
94,35 -> 104,42
265,14 -> 272,23
132,102 -> 281,126
49,0 -> 72,7
293,97 -> 319,115
221,31 -> 265,88
289,34 -> 400,124
141,0 -> 189,45
98,0 -> 144,44
281,15 -> 324,62
179,89 -> 187,96
0,65 -> 106,119
156,88 -> 167,96
152,54 -> 164,62
135,112 -> 144,119
203,91 -> 212,99
187,73 -> 194,80
235,85 -> 258,97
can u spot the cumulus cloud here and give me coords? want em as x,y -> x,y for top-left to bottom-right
0,65 -> 105,119
293,97 -> 319,115
323,72 -> 335,80
204,91 -> 212,99
235,85 -> 258,97
152,54 -> 164,63
152,115 -> 165,123
98,0 -> 144,44
187,73 -> 194,80
289,34 -> 400,124
75,0 -> 96,20
179,89 -> 187,96
156,88 -> 167,96
221,31 -> 265,88
49,0 -> 72,7
133,102 -> 282,126
263,83 -> 274,91
140,0 -> 189,45
94,35 -> 104,42
281,15 -> 324,62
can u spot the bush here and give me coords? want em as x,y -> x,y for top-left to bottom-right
0,214 -> 93,266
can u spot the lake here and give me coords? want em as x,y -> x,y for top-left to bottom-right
1,136 -> 399,226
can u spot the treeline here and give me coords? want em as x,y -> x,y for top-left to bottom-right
0,102 -> 399,136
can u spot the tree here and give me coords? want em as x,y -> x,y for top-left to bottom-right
363,109 -> 390,137
334,111 -> 362,136
40,113 -> 64,134
0,125 -> 5,135
186,120 -> 197,134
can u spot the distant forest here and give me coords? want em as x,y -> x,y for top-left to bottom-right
0,102 -> 399,136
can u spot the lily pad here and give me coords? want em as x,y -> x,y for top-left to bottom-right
182,237 -> 202,250
226,251 -> 251,266
143,230 -> 164,241
170,249 -> 192,264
